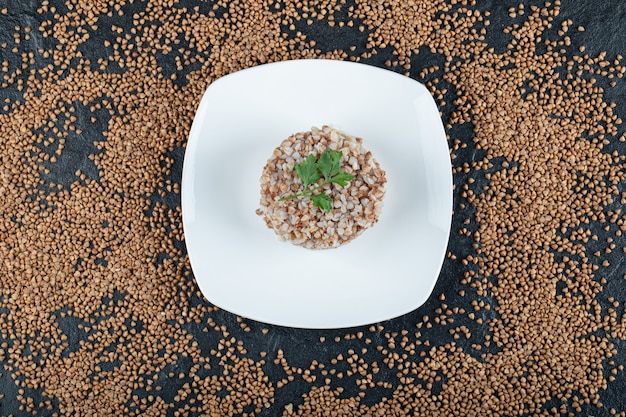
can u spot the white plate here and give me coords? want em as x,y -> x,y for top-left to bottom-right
182,59 -> 452,329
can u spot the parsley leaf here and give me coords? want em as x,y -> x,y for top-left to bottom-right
317,150 -> 342,180
329,171 -> 354,187
279,149 -> 355,212
295,154 -> 320,188
311,193 -> 333,213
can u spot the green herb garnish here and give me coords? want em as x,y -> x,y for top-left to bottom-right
279,150 -> 354,213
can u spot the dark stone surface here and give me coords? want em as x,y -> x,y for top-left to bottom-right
0,0 -> 625,416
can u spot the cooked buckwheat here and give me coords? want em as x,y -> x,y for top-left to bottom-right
257,126 -> 387,249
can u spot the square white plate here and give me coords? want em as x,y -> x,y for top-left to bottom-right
182,59 -> 452,329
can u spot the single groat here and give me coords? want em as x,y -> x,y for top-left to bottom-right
256,126 -> 387,249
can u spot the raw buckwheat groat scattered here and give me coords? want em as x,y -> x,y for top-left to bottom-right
1,0 -> 625,415
256,126 -> 387,249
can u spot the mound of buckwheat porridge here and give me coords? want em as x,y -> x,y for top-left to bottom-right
256,126 -> 387,249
